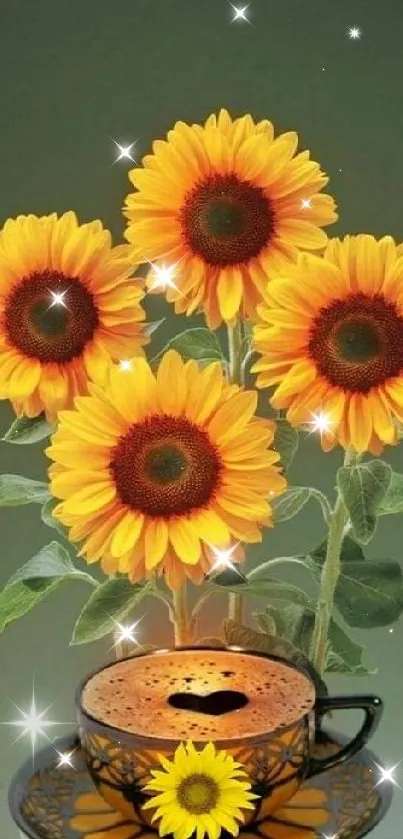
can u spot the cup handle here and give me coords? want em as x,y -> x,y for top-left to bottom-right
306,694 -> 383,779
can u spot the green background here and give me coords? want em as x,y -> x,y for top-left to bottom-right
1,0 -> 403,836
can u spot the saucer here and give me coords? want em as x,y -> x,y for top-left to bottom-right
9,731 -> 392,839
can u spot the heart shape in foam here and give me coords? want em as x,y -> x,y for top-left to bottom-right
167,689 -> 248,716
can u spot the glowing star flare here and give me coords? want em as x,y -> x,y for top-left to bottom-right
55,749 -> 76,769
147,260 -> 183,293
112,139 -> 138,164
1,685 -> 69,763
119,359 -> 132,372
47,289 -> 69,309
112,618 -> 142,648
372,760 -> 402,790
307,410 -> 335,440
208,542 -> 246,578
348,27 -> 361,39
301,199 -> 312,209
229,3 -> 251,23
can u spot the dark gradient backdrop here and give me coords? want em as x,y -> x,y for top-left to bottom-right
1,1 -> 403,836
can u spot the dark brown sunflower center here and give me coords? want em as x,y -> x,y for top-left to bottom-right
145,444 -> 187,484
177,774 -> 219,814
336,319 -> 381,362
308,292 -> 403,392
109,414 -> 223,517
4,270 -> 99,363
180,173 -> 274,266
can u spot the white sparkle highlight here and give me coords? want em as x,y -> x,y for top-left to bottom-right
207,542 -> 246,579
229,3 -> 251,23
389,628 -> 394,633
55,748 -> 76,769
108,613 -> 147,653
307,410 -> 335,440
113,620 -> 141,647
112,139 -> 138,165
119,359 -> 132,372
301,198 -> 312,209
1,684 -> 69,764
45,288 -> 70,312
348,27 -> 361,39
147,260 -> 184,294
322,834 -> 339,839
372,760 -> 402,790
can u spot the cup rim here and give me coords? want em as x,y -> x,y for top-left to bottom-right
76,645 -> 317,749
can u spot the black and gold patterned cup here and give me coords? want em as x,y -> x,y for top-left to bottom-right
76,646 -> 383,822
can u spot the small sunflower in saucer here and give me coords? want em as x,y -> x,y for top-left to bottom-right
142,740 -> 258,839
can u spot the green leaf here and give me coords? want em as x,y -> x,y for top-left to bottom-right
260,602 -> 371,676
0,474 -> 50,507
152,328 -> 226,367
2,413 -> 54,444
0,578 -> 61,632
222,619 -> 301,659
71,577 -> 152,645
222,619 -> 327,695
271,486 -> 331,524
337,459 -> 392,544
210,567 -> 247,586
215,575 -> 312,607
334,557 -> 403,628
326,622 -> 372,675
309,535 -> 403,628
273,419 -> 299,471
144,318 -> 166,337
379,471 -> 403,515
0,542 -> 97,634
41,498 -> 69,539
7,542 -> 96,587
261,602 -> 313,646
253,611 -> 277,635
195,637 -> 226,647
310,535 -> 366,566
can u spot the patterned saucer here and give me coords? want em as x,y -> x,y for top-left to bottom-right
9,731 -> 392,839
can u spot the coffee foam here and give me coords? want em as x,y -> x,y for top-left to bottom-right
81,650 -> 315,740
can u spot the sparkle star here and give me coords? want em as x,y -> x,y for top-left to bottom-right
112,139 -> 138,165
109,613 -> 147,653
372,760 -> 402,790
46,288 -> 70,311
112,620 -> 141,647
207,542 -> 246,579
348,27 -> 361,39
307,410 -> 335,440
301,198 -> 312,209
147,260 -> 184,294
322,834 -> 339,839
1,684 -> 69,764
119,359 -> 132,372
55,748 -> 76,769
229,3 -> 251,23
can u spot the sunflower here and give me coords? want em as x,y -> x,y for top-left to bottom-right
251,234 -> 403,454
123,109 -> 337,330
0,212 -> 148,422
46,350 -> 286,589
142,740 -> 258,839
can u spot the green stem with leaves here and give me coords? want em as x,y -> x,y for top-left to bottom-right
227,318 -> 246,624
310,449 -> 356,675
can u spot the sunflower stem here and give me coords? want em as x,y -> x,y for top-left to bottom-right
173,581 -> 190,646
113,633 -> 132,660
310,448 -> 356,675
226,318 -> 246,626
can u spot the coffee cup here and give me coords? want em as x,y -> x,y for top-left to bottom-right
76,646 -> 382,822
